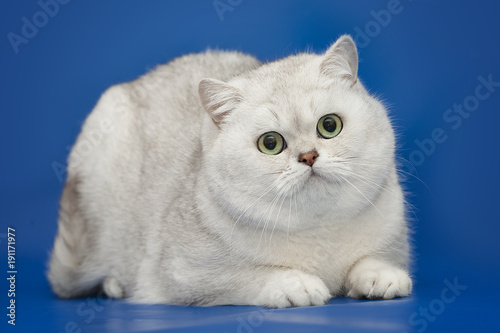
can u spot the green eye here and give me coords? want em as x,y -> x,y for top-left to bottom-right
257,132 -> 285,155
317,114 -> 342,139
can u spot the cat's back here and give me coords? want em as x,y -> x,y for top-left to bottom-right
127,51 -> 261,150
69,51 -> 260,179
130,50 -> 261,121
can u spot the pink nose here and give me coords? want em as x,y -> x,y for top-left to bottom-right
299,151 -> 318,167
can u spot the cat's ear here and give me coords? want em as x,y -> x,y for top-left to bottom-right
198,78 -> 242,125
320,35 -> 358,84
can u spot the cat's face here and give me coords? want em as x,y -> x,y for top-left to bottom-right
199,36 -> 396,232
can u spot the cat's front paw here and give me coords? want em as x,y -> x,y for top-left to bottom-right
102,277 -> 125,299
346,263 -> 412,299
254,269 -> 331,308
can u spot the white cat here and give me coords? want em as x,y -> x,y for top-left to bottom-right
48,35 -> 411,308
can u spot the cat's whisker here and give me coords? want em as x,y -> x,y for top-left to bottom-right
275,166 -> 310,197
257,190 -> 283,249
334,164 -> 398,199
286,194 -> 294,250
396,169 -> 432,193
337,157 -> 431,192
250,168 -> 302,254
268,193 -> 287,254
335,160 -> 384,167
335,161 -> 432,201
266,192 -> 286,241
343,168 -> 405,199
332,159 -> 400,190
396,156 -> 417,172
229,180 -> 277,244
263,171 -> 285,176
338,174 -> 386,219
336,166 -> 419,223
334,166 -> 398,196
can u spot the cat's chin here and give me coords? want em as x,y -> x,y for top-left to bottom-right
292,168 -> 346,199
307,170 -> 327,184
306,168 -> 345,186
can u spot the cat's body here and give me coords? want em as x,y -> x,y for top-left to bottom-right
48,36 -> 411,307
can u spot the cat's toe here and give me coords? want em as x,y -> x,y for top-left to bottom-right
381,269 -> 412,299
255,269 -> 331,308
102,277 -> 125,298
347,267 -> 411,299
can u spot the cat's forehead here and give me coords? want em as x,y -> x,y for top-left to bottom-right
250,95 -> 329,135
235,56 -> 350,108
231,53 -> 364,130
246,81 -> 346,123
234,54 -> 321,92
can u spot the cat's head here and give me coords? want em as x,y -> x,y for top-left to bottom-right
198,35 -> 396,231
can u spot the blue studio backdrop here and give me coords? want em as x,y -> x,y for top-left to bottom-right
1,1 -> 499,332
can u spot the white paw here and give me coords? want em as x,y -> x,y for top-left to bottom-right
102,277 -> 125,298
346,265 -> 412,299
255,269 -> 331,308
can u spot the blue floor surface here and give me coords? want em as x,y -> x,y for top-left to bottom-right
5,263 -> 499,333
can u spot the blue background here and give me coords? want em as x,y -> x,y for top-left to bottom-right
1,0 -> 499,332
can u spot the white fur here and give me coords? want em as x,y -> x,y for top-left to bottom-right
48,35 -> 411,307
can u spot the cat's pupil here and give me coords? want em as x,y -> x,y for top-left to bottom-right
323,117 -> 337,133
263,135 -> 277,150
